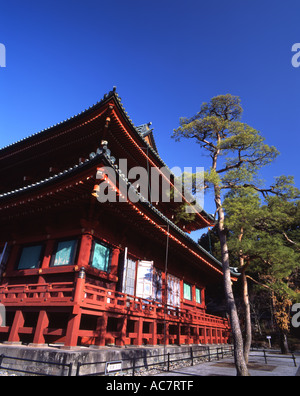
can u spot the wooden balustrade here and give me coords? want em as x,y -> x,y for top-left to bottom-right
0,282 -> 74,305
0,280 -> 230,347
0,281 -> 228,329
82,283 -> 229,329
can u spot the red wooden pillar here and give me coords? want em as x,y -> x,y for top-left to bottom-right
208,327 -> 213,344
164,322 -> 170,346
219,329 -> 223,344
116,315 -> 127,347
205,327 -> 210,344
64,267 -> 86,347
177,323 -> 181,346
199,326 -> 203,344
203,326 -> 207,344
41,240 -> 56,270
201,288 -> 206,307
8,310 -> 24,343
180,279 -> 184,307
110,247 -> 120,282
150,320 -> 157,345
95,313 -> 108,347
77,233 -> 93,268
196,326 -> 200,344
191,284 -> 196,307
64,311 -> 82,347
218,328 -> 222,344
134,317 -> 143,346
33,310 -> 49,344
215,328 -> 219,344
187,324 -> 191,345
74,267 -> 86,305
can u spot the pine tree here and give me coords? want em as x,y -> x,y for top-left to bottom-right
172,94 -> 280,376
223,188 -> 300,355
250,196 -> 300,353
223,188 -> 262,363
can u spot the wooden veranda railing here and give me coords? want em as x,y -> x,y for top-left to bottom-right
0,280 -> 229,328
0,279 -> 230,346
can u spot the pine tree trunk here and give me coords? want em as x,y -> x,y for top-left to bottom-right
271,294 -> 290,354
217,205 -> 250,376
279,331 -> 289,354
241,267 -> 252,364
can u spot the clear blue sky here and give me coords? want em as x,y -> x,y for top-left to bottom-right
0,0 -> 299,240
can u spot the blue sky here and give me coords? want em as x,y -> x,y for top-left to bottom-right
0,1 -> 299,240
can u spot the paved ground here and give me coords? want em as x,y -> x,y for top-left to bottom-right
154,351 -> 300,376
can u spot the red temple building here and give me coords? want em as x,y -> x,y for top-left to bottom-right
0,89 -> 238,348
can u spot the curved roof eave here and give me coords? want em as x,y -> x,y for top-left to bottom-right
0,146 -> 239,280
0,88 -> 215,226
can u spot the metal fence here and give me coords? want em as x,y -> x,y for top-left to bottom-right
0,346 -> 233,376
76,345 -> 234,376
0,354 -> 73,376
0,346 -> 297,376
250,349 -> 298,367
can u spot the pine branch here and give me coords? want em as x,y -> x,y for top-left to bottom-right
242,184 -> 278,198
246,275 -> 271,290
283,232 -> 300,251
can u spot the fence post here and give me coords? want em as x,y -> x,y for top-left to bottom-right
263,350 -> 267,364
0,354 -> 4,368
167,353 -> 170,372
190,347 -> 194,366
132,356 -> 136,376
292,353 -> 297,367
76,362 -> 81,376
68,363 -> 73,377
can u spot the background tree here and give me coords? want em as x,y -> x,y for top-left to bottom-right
222,187 -> 300,355
172,94 -> 280,376
222,188 -> 262,363
250,195 -> 300,353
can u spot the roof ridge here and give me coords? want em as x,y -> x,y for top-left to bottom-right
0,88 -> 118,153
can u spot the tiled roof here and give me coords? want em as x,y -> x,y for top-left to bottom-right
0,88 -> 215,225
0,88 -> 156,157
0,143 -> 238,278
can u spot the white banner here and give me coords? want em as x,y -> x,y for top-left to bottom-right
136,260 -> 153,300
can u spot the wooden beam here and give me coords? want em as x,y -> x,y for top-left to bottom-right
8,310 -> 24,343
